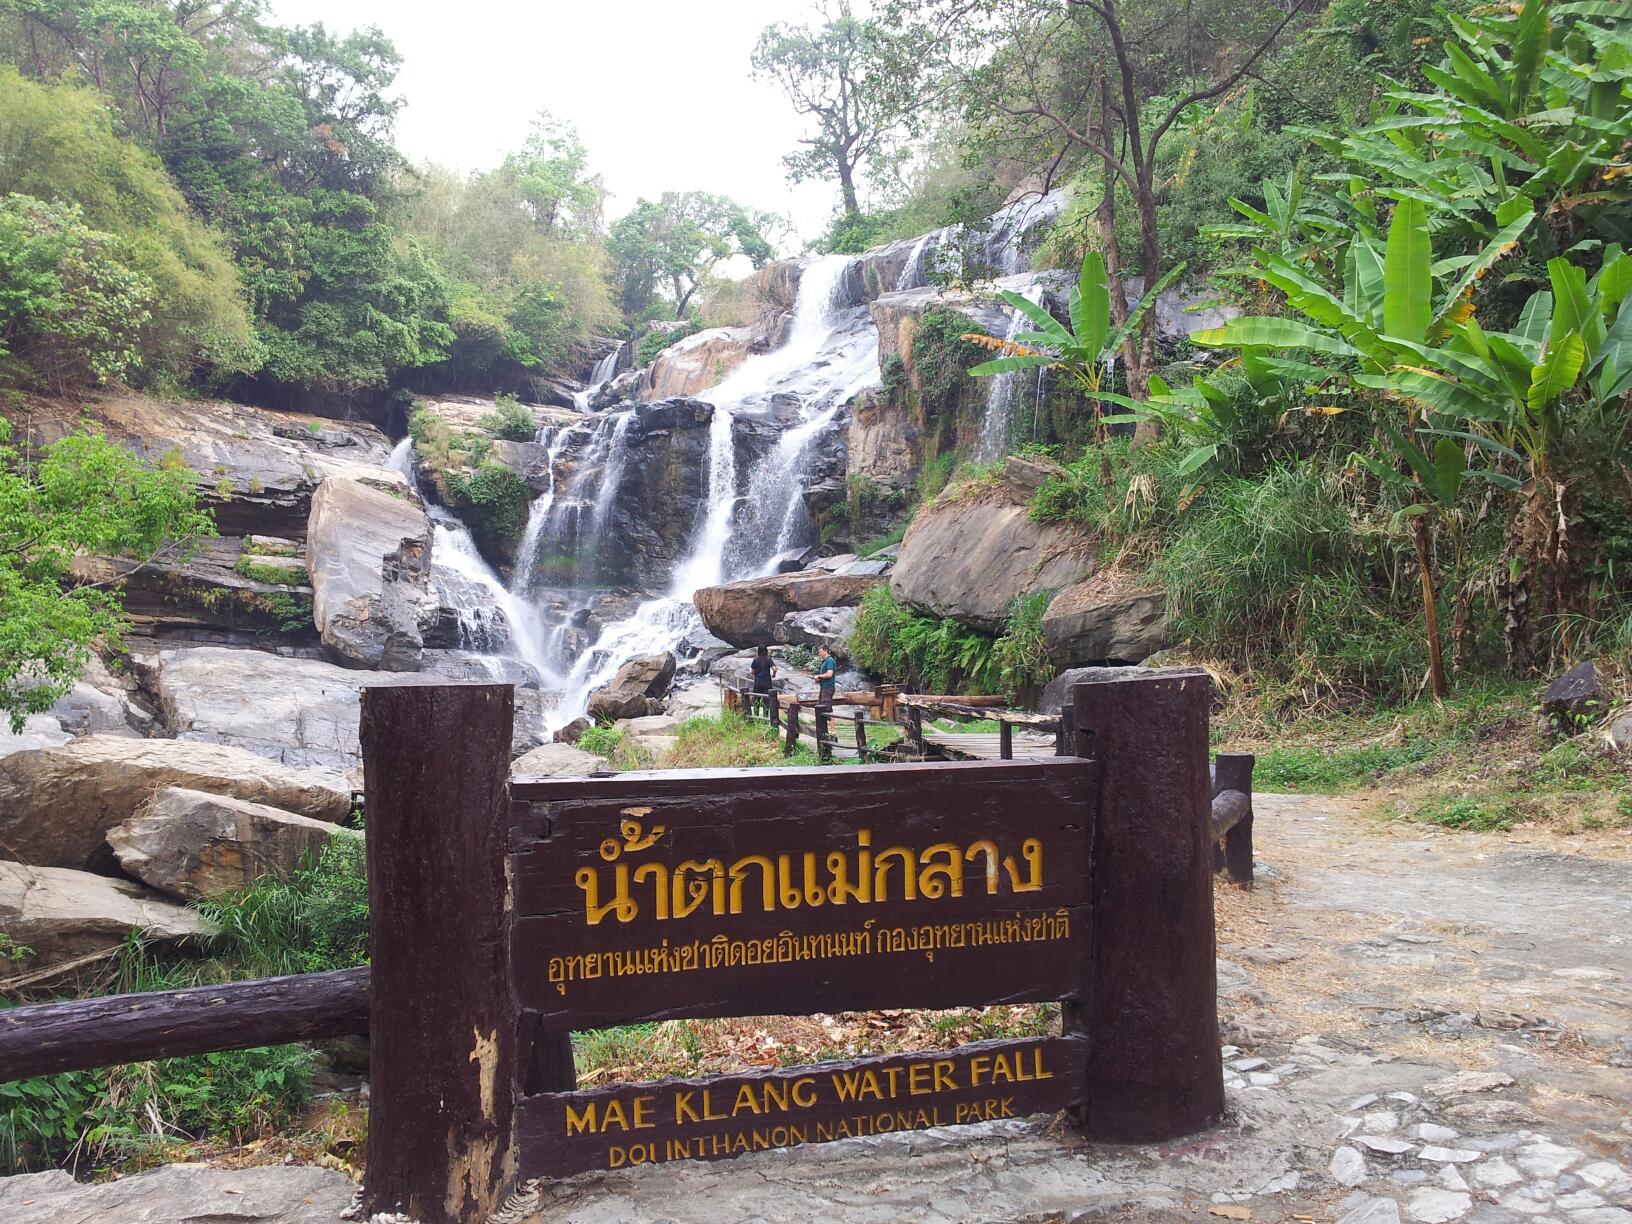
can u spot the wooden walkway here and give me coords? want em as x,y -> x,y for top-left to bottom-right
922,728 -> 1059,761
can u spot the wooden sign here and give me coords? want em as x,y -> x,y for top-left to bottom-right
516,1035 -> 1086,1178
509,759 -> 1095,1029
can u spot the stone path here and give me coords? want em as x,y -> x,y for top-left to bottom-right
2,792 -> 1626,1223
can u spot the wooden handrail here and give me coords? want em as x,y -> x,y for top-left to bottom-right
0,967 -> 370,1083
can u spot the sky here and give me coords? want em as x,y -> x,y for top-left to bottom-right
267,0 -> 842,243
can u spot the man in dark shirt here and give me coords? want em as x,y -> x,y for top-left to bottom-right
815,643 -> 838,709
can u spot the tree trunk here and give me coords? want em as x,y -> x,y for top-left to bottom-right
1129,170 -> 1162,446
1412,511 -> 1449,700
837,159 -> 862,222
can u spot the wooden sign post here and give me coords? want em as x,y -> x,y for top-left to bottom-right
358,669 -> 1224,1222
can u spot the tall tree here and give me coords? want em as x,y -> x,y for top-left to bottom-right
607,192 -> 775,319
899,0 -> 1312,412
752,1 -> 925,223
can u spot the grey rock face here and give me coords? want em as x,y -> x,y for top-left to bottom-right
0,734 -> 350,871
0,859 -> 216,976
513,741 -> 610,777
108,787 -> 350,901
588,653 -> 678,721
306,475 -> 437,670
0,1164 -> 357,1224
774,606 -> 859,652
157,646 -> 543,781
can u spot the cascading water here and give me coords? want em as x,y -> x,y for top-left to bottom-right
976,282 -> 1047,462
573,341 -> 623,410
546,254 -> 881,727
894,189 -> 1063,289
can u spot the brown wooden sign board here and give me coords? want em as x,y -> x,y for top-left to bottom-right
516,1034 -> 1087,1179
509,758 -> 1095,1029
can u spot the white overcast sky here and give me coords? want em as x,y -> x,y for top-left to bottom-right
268,0 -> 842,245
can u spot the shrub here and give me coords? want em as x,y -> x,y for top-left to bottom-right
850,585 -> 1000,694
477,393 -> 537,442
447,463 -> 531,549
577,723 -> 625,757
663,713 -> 791,769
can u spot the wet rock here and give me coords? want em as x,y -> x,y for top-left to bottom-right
695,570 -> 881,647
307,475 -> 437,670
107,787 -> 350,901
774,606 -> 859,652
588,653 -> 677,721
0,734 -> 350,872
512,742 -> 609,777
0,1163 -> 356,1224
891,488 -> 1093,632
0,859 -> 216,976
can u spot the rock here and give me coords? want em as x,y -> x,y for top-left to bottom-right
623,714 -> 681,736
0,859 -> 216,976
1471,1159 -> 1524,1189
695,570 -> 882,647
891,489 -> 1093,632
1406,1187 -> 1472,1222
774,606 -> 859,652
1333,1146 -> 1370,1187
587,653 -> 677,721
1541,659 -> 1602,732
1418,1147 -> 1483,1164
0,735 -> 350,872
1040,665 -> 1145,714
157,646 -> 542,780
638,326 -> 753,399
554,716 -> 593,745
1577,1162 -> 1632,1195
46,656 -> 147,736
1338,1194 -> 1404,1224
678,625 -> 735,669
1411,1124 -> 1462,1143
811,554 -> 859,572
1515,1139 -> 1580,1179
107,787 -> 352,901
1425,1071 -> 1515,1099
307,475 -> 437,670
0,1163 -> 357,1224
0,714 -> 71,761
1002,454 -> 1067,499
1042,579 -> 1169,665
512,742 -> 609,777
1354,1136 -> 1417,1155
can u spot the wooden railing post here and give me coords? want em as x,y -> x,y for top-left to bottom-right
814,709 -> 831,763
784,702 -> 799,755
854,711 -> 868,757
1213,752 -> 1255,886
768,690 -> 780,733
1065,667 -> 1223,1143
999,719 -> 1013,760
906,706 -> 924,757
360,683 -> 517,1223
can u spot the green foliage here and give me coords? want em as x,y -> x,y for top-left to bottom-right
1255,739 -> 1445,792
0,423 -> 214,732
637,319 -> 699,367
608,192 -> 776,319
478,394 -> 537,441
916,451 -> 957,500
663,712 -> 802,769
991,592 -> 1053,700
446,463 -> 530,551
0,70 -> 254,385
232,557 -> 302,587
851,584 -> 1000,694
576,723 -> 626,758
195,834 -> 370,977
1414,794 -> 1515,833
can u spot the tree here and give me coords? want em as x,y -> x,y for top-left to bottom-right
752,1 -> 926,223
0,420 -> 214,732
502,110 -> 604,235
607,192 -> 776,320
897,0 -> 1313,409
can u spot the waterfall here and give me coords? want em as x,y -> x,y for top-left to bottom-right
976,282 -> 1047,463
572,341 -> 624,411
511,424 -> 576,592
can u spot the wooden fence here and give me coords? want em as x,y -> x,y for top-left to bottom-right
0,669 -> 1252,1224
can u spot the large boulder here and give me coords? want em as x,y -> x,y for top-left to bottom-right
638,326 -> 753,399
0,735 -> 350,872
1042,578 -> 1168,666
0,859 -> 216,977
694,570 -> 882,647
306,475 -> 438,670
512,742 -> 609,777
0,715 -> 71,761
587,653 -> 677,721
774,606 -> 859,652
107,787 -> 354,901
891,476 -> 1094,633
156,646 -> 544,780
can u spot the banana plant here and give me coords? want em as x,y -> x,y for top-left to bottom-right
963,250 -> 1186,402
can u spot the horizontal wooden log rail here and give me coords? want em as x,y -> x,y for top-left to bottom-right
0,966 -> 370,1083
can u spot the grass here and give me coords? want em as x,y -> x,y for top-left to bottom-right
662,712 -> 821,769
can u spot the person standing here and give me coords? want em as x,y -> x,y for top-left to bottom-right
814,643 -> 838,709
749,645 -> 776,718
